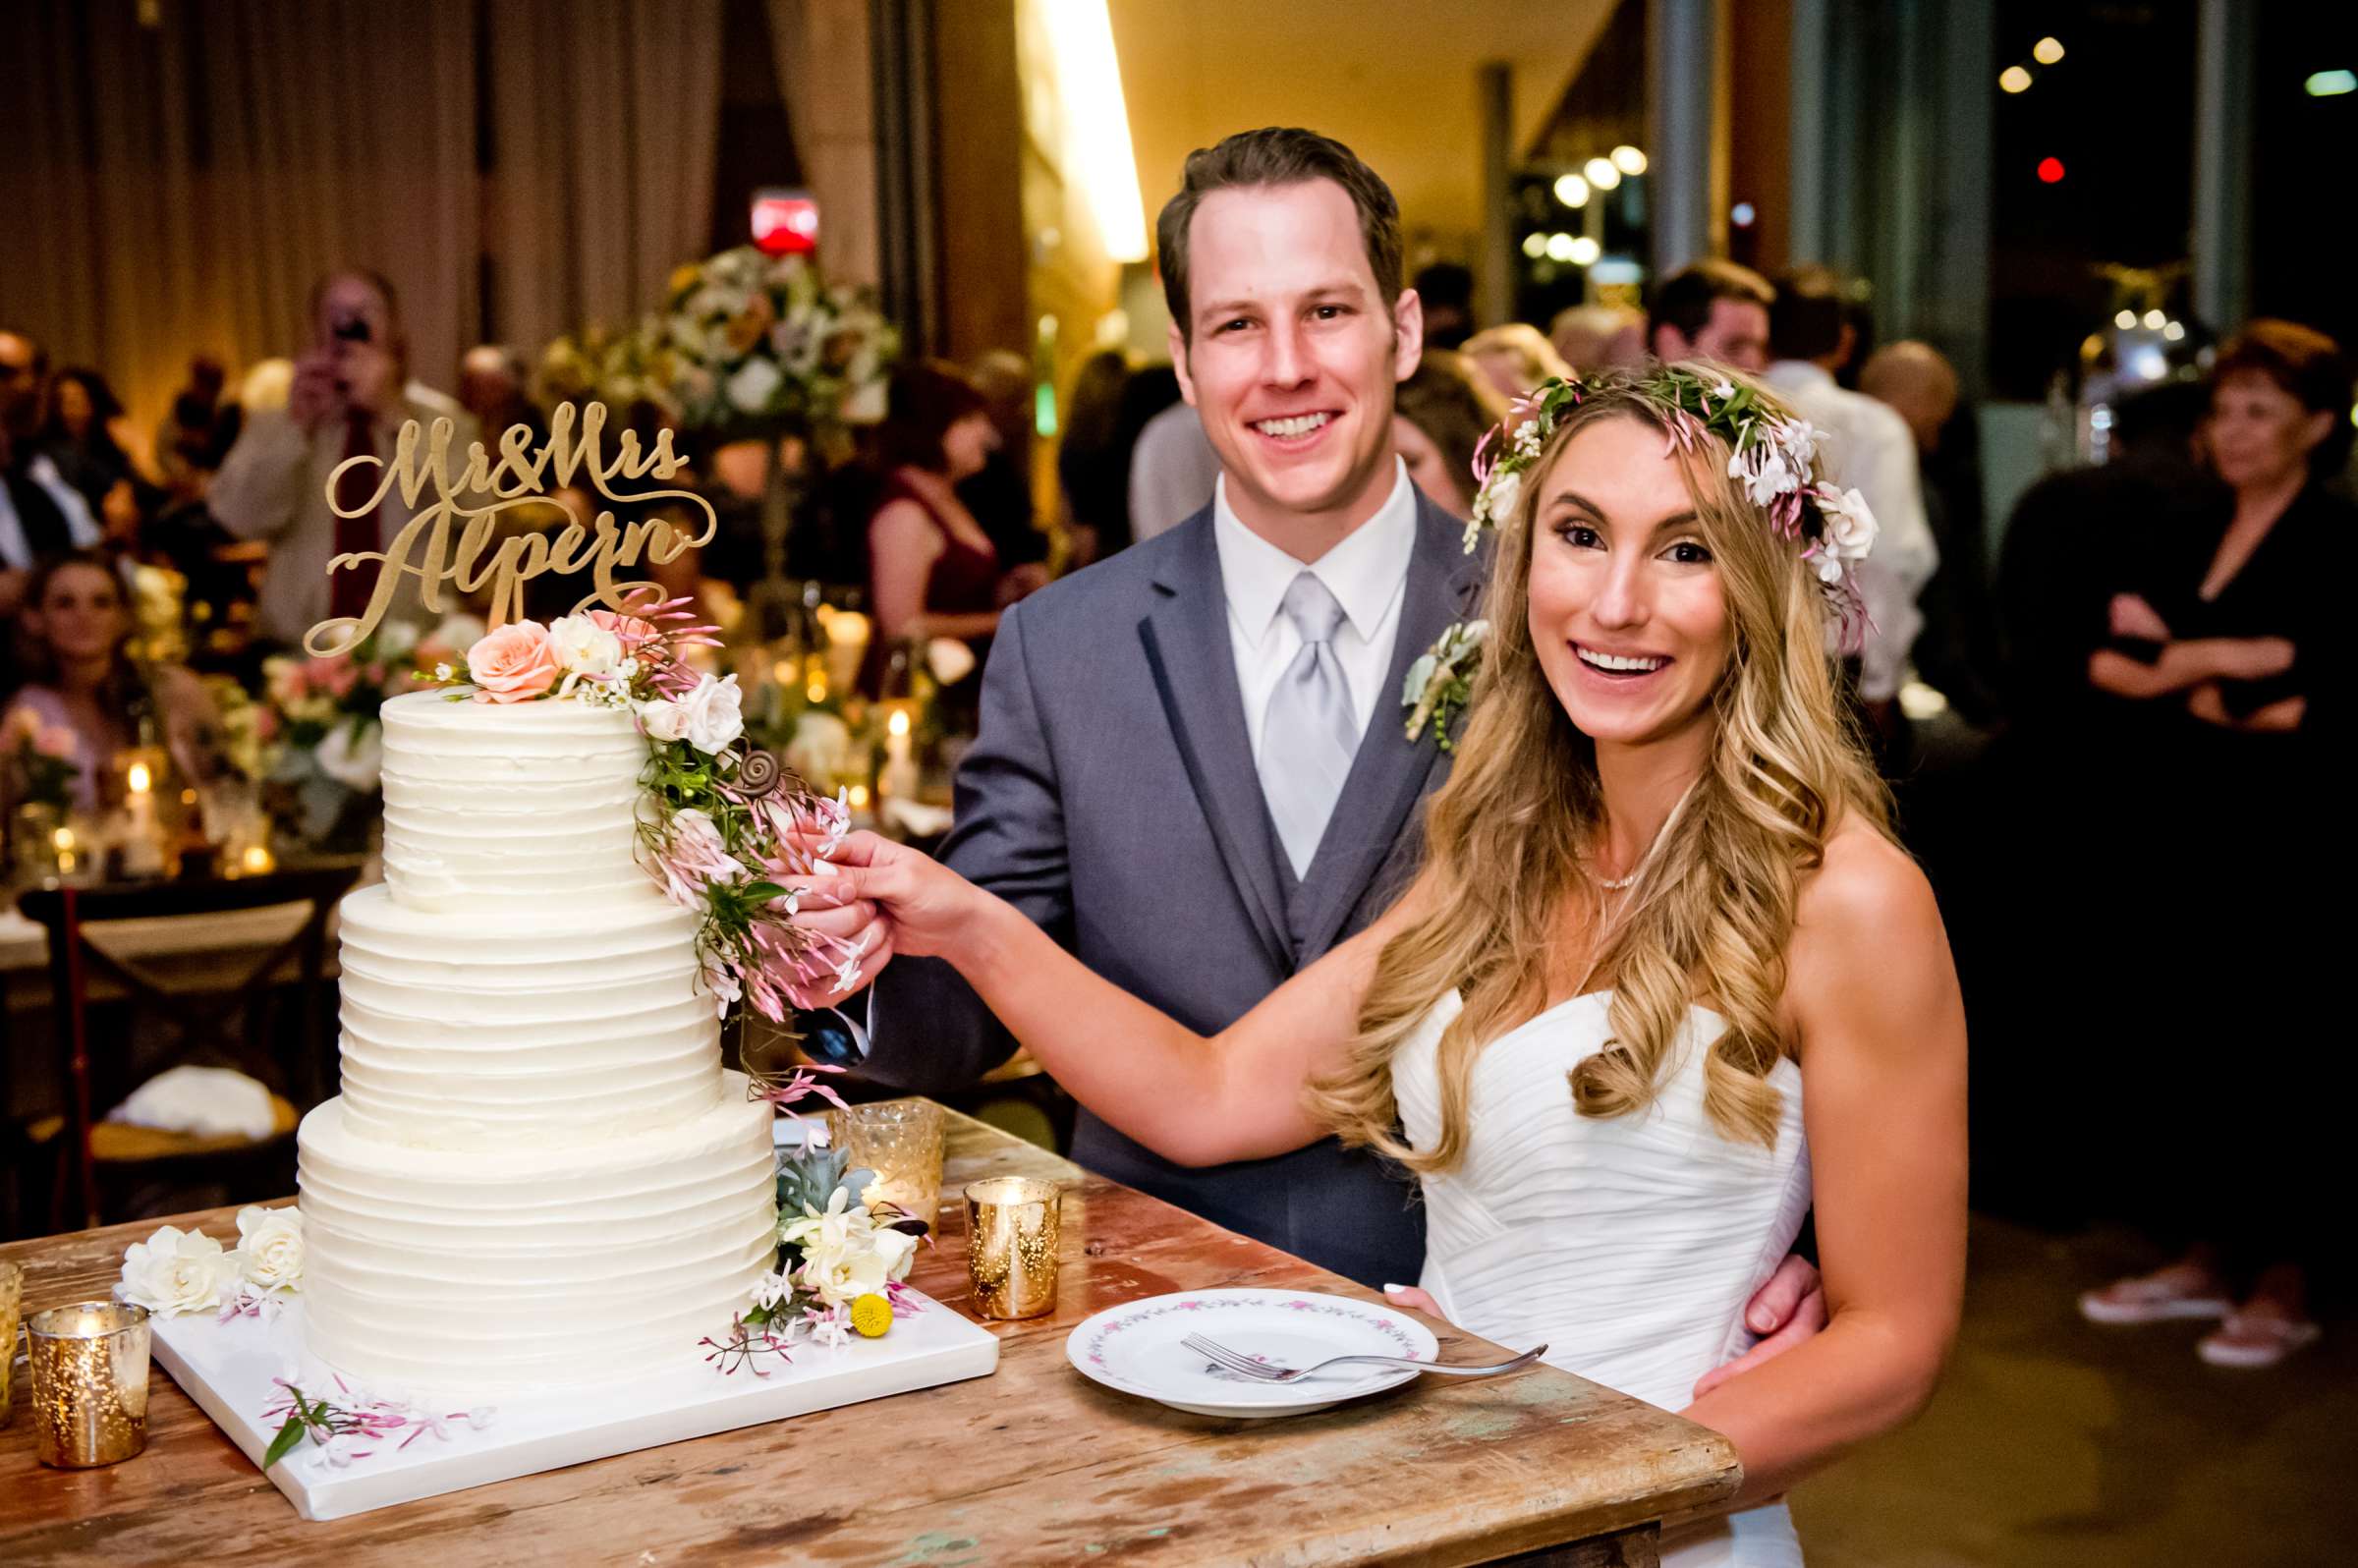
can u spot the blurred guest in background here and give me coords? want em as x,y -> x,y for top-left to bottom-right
153,355 -> 240,507
0,327 -> 102,619
209,269 -> 477,647
1391,349 -> 1507,519
42,367 -> 150,536
2,549 -> 216,813
1125,370 -> 1217,544
1646,260 -> 1773,371
1462,322 -> 1570,403
1056,349 -> 1134,566
1862,341 -> 1999,725
1548,303 -> 1646,372
2073,321 -> 2351,1369
1412,260 -> 1476,350
864,361 -> 1014,700
1764,270 -> 1938,742
960,349 -> 1050,580
457,344 -> 541,448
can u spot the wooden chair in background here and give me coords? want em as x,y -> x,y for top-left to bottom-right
12,866 -> 358,1231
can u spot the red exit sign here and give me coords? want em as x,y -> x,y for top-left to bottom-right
752,190 -> 818,255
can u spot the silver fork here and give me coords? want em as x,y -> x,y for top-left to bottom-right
1181,1331 -> 1546,1384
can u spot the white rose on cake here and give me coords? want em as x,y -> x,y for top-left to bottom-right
118,1224 -> 241,1316
638,674 -> 744,753
233,1204 -> 305,1294
548,615 -> 626,682
676,673 -> 745,755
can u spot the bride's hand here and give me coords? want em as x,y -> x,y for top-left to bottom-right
791,830 -> 988,965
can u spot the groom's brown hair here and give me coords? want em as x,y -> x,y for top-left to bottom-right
1156,128 -> 1402,345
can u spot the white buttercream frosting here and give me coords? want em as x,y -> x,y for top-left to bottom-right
334,885 -> 722,1148
378,690 -> 652,908
298,1080 -> 777,1389
299,690 -> 778,1392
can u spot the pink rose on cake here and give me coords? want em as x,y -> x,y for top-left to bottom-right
467,622 -> 562,702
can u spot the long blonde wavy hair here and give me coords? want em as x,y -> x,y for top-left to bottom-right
1307,379 -> 1891,1169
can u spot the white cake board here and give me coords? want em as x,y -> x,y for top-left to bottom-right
148,1294 -> 997,1520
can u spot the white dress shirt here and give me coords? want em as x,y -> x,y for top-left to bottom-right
0,453 -> 101,569
1762,361 -> 1939,702
1213,459 -> 1418,767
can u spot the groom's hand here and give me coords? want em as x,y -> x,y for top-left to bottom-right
1693,1254 -> 1826,1399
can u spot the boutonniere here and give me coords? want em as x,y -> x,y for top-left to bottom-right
1402,619 -> 1489,751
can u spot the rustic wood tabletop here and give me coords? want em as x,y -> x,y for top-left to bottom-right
1,1105 -> 1738,1566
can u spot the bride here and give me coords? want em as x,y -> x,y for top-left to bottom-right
800,366 -> 1966,1565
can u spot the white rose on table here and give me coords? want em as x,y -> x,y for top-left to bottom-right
233,1204 -> 305,1294
117,1224 -> 241,1316
780,1189 -> 919,1308
548,615 -> 625,681
675,673 -> 745,755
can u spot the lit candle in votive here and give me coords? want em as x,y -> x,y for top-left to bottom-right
53,826 -> 74,853
120,759 -> 165,876
241,844 -> 275,875
848,783 -> 870,812
878,707 -> 918,800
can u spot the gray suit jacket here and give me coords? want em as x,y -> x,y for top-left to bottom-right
862,491 -> 1488,1286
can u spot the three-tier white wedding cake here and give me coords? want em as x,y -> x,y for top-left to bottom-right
295,690 -> 778,1390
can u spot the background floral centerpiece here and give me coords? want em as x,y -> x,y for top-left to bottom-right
646,247 -> 897,435
261,616 -> 478,851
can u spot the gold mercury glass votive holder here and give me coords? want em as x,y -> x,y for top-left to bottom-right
829,1098 -> 947,1224
0,1260 -> 22,1428
27,1300 -> 151,1467
964,1176 -> 1062,1319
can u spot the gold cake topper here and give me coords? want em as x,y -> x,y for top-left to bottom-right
303,401 -> 719,658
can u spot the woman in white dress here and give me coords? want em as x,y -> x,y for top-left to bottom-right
802,367 -> 1967,1564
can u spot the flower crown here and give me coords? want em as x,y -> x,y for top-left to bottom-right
1463,366 -> 1879,645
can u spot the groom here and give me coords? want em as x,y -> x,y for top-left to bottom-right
833,129 -> 1820,1357
840,127 -> 1463,1286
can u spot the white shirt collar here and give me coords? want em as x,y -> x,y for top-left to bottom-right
1212,459 -> 1418,643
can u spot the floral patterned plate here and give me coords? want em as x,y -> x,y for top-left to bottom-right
1064,1288 -> 1438,1419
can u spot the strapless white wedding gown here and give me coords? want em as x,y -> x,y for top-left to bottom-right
1395,991 -> 1811,1567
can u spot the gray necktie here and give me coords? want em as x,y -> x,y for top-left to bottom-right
1260,571 -> 1358,878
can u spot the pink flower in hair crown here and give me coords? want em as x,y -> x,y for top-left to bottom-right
466,621 -> 562,703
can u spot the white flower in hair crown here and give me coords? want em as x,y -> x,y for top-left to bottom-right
1458,366 -> 1878,628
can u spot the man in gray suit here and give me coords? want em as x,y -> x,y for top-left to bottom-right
822,132 -> 1823,1356
821,128 -> 1451,1286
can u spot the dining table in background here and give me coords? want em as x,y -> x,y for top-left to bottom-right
1,1105 -> 1741,1566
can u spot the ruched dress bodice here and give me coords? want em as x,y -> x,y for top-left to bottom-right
1395,990 -> 1812,1567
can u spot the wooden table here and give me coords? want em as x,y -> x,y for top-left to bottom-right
1,1107 -> 1740,1566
